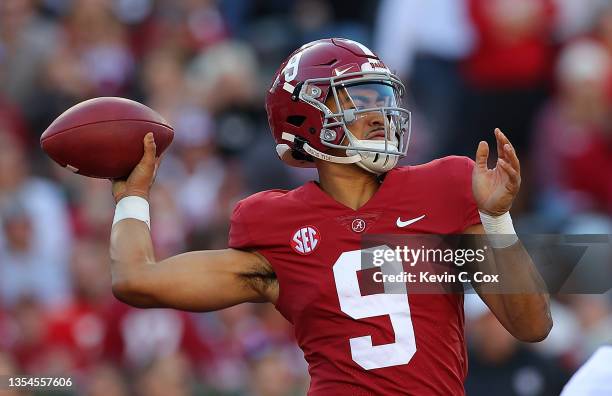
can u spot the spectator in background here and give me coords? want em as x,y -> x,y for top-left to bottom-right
292,0 -> 370,45
186,40 -> 260,116
63,1 -> 134,96
194,303 -> 300,395
134,353 -> 195,396
0,129 -> 71,308
25,0 -> 134,139
552,0 -> 607,41
464,296 -> 569,396
188,42 -> 307,191
182,0 -> 229,51
0,203 -> 63,306
141,49 -> 194,125
5,297 -> 52,375
0,98 -> 29,147
102,302 -> 212,374
454,0 -> 556,157
70,178 -> 117,240
155,114 -> 229,239
148,181 -> 188,258
0,309 -> 12,351
566,296 -> 612,363
531,40 -> 612,227
44,238 -> 116,373
25,42 -> 93,143
594,0 -> 612,54
0,0 -> 60,107
139,47 -> 222,246
200,304 -> 271,394
84,363 -> 129,396
155,0 -> 229,54
374,0 -> 475,157
220,0 -> 295,39
247,349 -> 305,396
0,351 -> 31,396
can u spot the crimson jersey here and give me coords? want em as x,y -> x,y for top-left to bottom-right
229,156 -> 481,395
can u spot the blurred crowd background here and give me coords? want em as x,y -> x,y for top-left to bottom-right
0,0 -> 611,395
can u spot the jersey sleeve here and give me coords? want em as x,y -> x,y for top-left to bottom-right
452,156 -> 481,230
228,199 -> 254,250
228,191 -> 287,251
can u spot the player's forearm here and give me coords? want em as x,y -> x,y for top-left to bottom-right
109,219 -> 158,306
478,242 -> 552,342
468,210 -> 552,341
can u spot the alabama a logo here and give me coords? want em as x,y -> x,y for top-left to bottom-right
291,226 -> 320,255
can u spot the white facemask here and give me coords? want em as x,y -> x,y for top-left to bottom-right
347,139 -> 400,174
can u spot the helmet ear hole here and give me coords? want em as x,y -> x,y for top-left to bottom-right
286,115 -> 306,127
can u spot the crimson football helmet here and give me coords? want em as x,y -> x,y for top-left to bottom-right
265,38 -> 411,174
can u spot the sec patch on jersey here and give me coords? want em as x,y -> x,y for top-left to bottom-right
290,226 -> 321,255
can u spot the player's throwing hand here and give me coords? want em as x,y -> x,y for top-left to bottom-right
472,128 -> 522,216
111,133 -> 160,204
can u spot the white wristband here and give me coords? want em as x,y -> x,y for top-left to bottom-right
479,211 -> 518,248
113,196 -> 150,229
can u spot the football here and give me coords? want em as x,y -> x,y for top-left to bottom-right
40,97 -> 174,179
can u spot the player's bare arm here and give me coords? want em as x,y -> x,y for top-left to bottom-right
109,133 -> 278,311
465,128 -> 552,342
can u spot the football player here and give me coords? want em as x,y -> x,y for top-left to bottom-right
109,38 -> 552,395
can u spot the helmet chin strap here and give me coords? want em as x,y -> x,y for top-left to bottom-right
303,142 -> 362,164
280,132 -> 398,173
281,132 -> 361,164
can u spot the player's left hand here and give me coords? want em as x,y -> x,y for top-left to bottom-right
472,128 -> 521,216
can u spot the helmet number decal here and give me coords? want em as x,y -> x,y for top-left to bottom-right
283,52 -> 303,82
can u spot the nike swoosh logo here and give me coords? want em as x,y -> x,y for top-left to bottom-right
396,214 -> 426,228
335,66 -> 353,76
